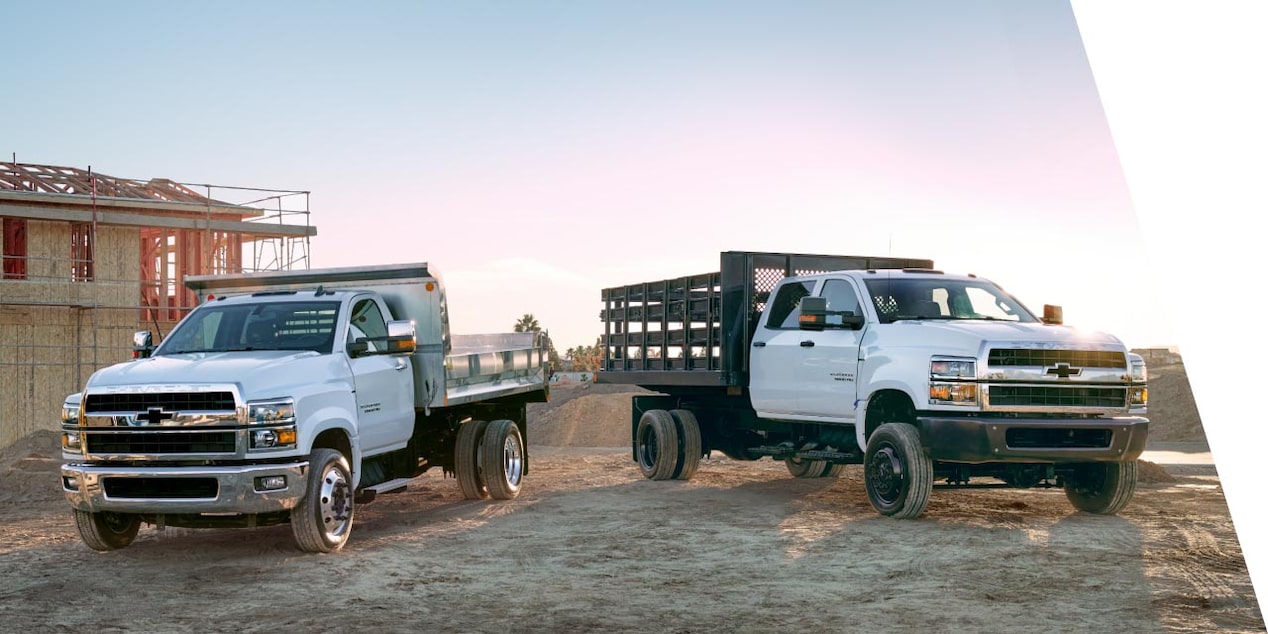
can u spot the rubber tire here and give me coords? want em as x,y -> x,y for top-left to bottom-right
292,448 -> 355,553
455,419 -> 491,500
669,409 -> 702,481
74,509 -> 140,551
635,409 -> 679,481
823,463 -> 846,478
481,419 -> 525,500
864,423 -> 933,519
1064,461 -> 1137,515
785,456 -> 829,479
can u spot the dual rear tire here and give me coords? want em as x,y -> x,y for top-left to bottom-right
454,419 -> 525,501
635,409 -> 702,481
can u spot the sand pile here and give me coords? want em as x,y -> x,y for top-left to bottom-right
0,429 -> 64,504
1141,361 -> 1206,443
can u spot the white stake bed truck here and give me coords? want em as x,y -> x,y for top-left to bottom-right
60,262 -> 549,552
599,251 -> 1148,518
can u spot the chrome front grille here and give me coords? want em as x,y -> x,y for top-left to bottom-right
981,347 -> 1133,414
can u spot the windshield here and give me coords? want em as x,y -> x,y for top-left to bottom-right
862,277 -> 1037,325
156,301 -> 340,354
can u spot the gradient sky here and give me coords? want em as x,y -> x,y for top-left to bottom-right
3,1 -> 1165,352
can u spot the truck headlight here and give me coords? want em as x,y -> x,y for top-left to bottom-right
61,403 -> 81,424
245,398 -> 296,425
62,430 -> 82,450
250,427 -> 297,450
1130,360 -> 1147,382
930,357 -> 978,405
930,357 -> 976,379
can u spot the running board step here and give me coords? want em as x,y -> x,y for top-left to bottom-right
355,477 -> 412,503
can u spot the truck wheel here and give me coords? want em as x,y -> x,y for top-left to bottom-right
785,456 -> 829,479
480,419 -> 525,500
864,423 -> 933,519
455,419 -> 491,500
1064,461 -> 1137,515
635,410 -> 679,480
669,409 -> 702,481
73,509 -> 140,551
823,463 -> 846,478
292,448 -> 354,553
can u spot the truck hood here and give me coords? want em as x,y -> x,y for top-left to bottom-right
83,351 -> 349,400
869,320 -> 1127,357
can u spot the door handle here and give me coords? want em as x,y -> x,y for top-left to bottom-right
800,340 -> 815,347
752,341 -> 766,348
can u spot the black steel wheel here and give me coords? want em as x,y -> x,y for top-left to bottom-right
73,510 -> 141,551
635,409 -> 679,481
864,423 -> 933,519
669,409 -> 703,481
1064,461 -> 1137,515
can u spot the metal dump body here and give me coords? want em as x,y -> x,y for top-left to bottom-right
186,263 -> 548,409
598,251 -> 933,388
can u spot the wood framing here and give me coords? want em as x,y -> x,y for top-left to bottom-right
0,161 -> 317,448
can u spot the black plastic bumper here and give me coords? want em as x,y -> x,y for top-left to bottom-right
916,415 -> 1149,464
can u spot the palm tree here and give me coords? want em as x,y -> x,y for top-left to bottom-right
513,314 -> 540,333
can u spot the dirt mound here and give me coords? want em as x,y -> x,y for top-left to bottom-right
1142,361 -> 1206,443
1136,459 -> 1178,484
528,382 -> 649,447
0,429 -> 64,505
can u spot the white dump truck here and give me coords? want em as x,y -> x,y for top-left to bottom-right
60,262 -> 550,552
598,251 -> 1148,518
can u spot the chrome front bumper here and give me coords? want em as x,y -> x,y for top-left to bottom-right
61,461 -> 309,514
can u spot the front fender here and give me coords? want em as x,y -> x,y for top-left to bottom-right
298,403 -> 362,488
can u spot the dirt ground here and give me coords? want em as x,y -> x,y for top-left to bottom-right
0,362 -> 1263,632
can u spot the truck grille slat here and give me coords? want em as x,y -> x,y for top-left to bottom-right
988,386 -> 1126,408
987,349 -> 1126,368
85,431 -> 237,454
84,392 -> 237,413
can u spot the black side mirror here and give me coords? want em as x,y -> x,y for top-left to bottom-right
798,297 -> 828,331
346,340 -> 370,357
798,296 -> 865,331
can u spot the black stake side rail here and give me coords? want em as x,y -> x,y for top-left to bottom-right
598,251 -> 933,388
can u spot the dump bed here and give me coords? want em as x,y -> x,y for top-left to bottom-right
598,251 -> 933,388
185,263 -> 549,409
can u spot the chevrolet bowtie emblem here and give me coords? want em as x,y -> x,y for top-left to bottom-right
135,407 -> 176,426
1046,363 -> 1082,379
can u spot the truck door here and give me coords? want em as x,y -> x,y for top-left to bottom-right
796,278 -> 864,420
749,279 -> 816,416
345,296 -> 415,454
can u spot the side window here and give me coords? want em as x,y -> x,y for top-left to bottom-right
765,280 -> 815,330
819,279 -> 861,315
349,298 -> 388,351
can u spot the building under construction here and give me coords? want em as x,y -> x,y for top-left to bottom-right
0,161 -> 317,448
